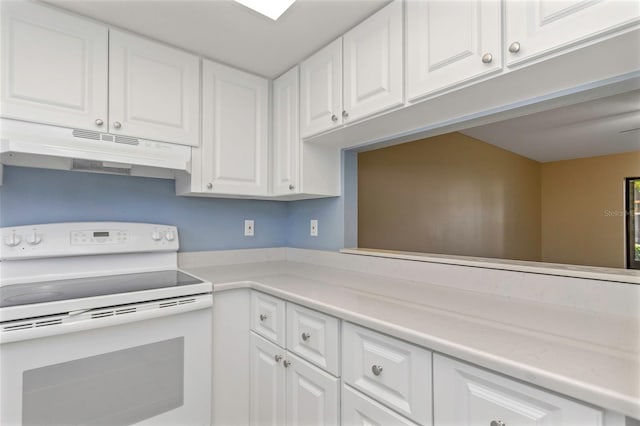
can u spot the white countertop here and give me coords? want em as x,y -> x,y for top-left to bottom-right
184,257 -> 640,419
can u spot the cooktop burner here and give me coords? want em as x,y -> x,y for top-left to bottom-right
0,270 -> 204,308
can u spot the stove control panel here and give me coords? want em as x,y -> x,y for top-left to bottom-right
0,222 -> 179,260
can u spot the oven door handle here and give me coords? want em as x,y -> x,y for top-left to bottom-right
0,295 -> 212,344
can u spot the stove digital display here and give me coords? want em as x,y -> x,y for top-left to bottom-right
93,231 -> 109,238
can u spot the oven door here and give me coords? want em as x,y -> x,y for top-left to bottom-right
0,294 -> 212,426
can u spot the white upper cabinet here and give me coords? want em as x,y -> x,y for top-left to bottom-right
343,0 -> 403,122
272,67 -> 300,196
300,38 -> 343,138
406,0 -> 502,101
505,0 -> 640,66
108,30 -> 200,146
0,2 -> 108,131
200,59 -> 269,196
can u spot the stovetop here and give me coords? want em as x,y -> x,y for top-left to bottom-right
0,270 -> 205,308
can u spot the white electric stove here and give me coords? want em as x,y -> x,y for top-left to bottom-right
0,222 -> 213,426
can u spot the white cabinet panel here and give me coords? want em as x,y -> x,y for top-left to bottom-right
251,291 -> 286,347
108,30 -> 199,146
285,352 -> 339,426
250,332 -> 286,426
200,59 -> 269,196
343,0 -> 403,122
286,303 -> 340,376
433,354 -> 604,426
342,384 -> 419,426
505,0 -> 640,66
407,0 -> 502,101
0,2 -> 108,131
272,67 -> 299,196
342,322 -> 432,425
300,38 -> 343,138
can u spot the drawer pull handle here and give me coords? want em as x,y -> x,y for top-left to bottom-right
274,355 -> 282,362
301,332 -> 311,341
283,360 -> 292,368
371,365 -> 383,376
259,314 -> 268,322
490,421 -> 506,426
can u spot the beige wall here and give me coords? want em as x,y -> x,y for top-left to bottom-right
541,151 -> 640,268
358,132 -> 542,261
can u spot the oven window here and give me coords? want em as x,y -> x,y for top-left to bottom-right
22,337 -> 184,426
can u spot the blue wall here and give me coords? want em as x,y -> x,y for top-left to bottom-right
0,156 -> 357,252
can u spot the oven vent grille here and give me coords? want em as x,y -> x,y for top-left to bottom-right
179,298 -> 196,305
2,317 -> 63,332
90,306 -> 138,319
159,301 -> 178,308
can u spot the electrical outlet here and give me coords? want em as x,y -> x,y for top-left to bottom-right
244,220 -> 254,237
310,219 -> 318,237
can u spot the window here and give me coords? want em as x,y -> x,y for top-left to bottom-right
627,177 -> 640,270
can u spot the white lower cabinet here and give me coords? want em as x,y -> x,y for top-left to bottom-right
342,322 -> 432,425
250,332 -> 339,426
433,354 -> 605,426
342,384 -> 419,426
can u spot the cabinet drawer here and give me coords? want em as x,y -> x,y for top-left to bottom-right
433,354 -> 604,426
342,384 -> 420,426
251,292 -> 286,347
342,322 -> 432,425
286,303 -> 340,376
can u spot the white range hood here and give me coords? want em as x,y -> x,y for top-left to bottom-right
0,119 -> 192,179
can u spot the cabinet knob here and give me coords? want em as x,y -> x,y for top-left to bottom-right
482,53 -> 493,63
490,421 -> 506,426
274,354 -> 283,362
371,365 -> 383,376
259,314 -> 268,322
301,332 -> 311,342
206,182 -> 213,190
342,110 -> 349,119
94,119 -> 104,127
289,184 -> 295,191
508,41 -> 521,53
113,121 -> 122,129
331,114 -> 338,122
283,360 -> 292,368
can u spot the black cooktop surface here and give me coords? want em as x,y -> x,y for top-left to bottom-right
0,270 -> 205,308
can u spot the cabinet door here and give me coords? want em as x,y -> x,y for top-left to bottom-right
406,0 -> 502,101
109,29 -> 199,146
272,67 -> 300,196
0,2 -> 108,131
250,333 -> 286,426
505,0 -> 640,66
300,38 -> 342,138
201,60 -> 269,196
433,354 -> 604,426
343,0 -> 403,122
285,353 -> 339,426
342,385 -> 419,426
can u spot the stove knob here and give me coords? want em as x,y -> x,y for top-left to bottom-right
165,230 -> 175,241
4,233 -> 22,247
27,232 -> 42,245
151,230 -> 163,241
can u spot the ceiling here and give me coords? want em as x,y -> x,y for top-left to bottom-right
461,90 -> 640,163
44,0 -> 391,78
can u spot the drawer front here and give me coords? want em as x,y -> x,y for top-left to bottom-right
342,384 -> 420,426
286,303 -> 340,376
250,291 -> 286,347
433,354 -> 604,426
342,322 -> 432,425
